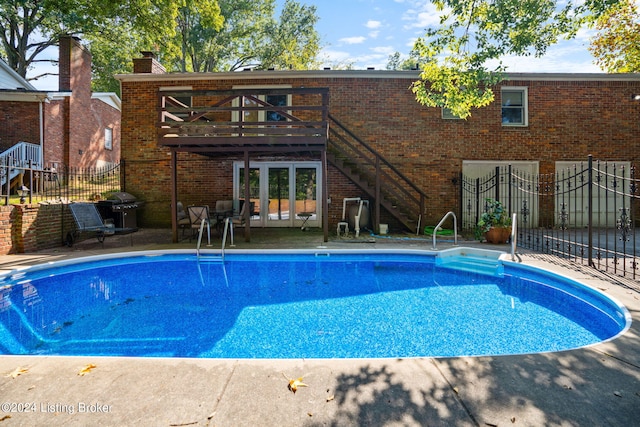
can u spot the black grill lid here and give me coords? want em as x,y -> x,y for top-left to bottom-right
107,192 -> 138,202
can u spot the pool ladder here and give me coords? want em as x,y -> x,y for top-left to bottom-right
432,211 -> 458,250
196,217 -> 235,261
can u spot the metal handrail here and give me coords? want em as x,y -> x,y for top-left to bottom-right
220,217 -> 237,258
511,213 -> 517,261
196,219 -> 207,258
197,217 -> 235,261
432,211 -> 458,250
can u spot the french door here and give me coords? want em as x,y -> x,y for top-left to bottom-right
234,161 -> 321,228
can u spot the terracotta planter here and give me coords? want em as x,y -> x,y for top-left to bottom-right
484,227 -> 511,244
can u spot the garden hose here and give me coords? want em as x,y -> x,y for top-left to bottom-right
423,226 -> 455,236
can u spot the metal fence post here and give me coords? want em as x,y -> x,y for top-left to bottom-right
495,166 -> 500,201
508,164 -> 512,215
588,154 -> 594,267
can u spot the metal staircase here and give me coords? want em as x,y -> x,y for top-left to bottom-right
327,114 -> 427,232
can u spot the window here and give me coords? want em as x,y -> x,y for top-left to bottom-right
104,127 -> 113,150
501,87 -> 528,126
441,108 -> 462,120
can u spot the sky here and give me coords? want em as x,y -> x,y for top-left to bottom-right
27,0 -> 603,91
307,0 -> 602,72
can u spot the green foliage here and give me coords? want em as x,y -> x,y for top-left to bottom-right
1,0 -> 320,93
0,0 -> 179,81
589,0 -> 640,72
386,51 -> 421,71
173,0 -> 225,72
411,0 -> 619,119
476,198 -> 512,238
258,0 -> 320,70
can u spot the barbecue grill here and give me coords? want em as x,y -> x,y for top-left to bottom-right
97,192 -> 144,229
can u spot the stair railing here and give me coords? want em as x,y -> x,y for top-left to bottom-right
328,114 -> 427,231
0,141 -> 42,186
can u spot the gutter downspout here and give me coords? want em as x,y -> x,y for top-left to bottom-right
39,99 -> 44,168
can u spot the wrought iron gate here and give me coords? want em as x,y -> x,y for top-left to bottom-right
461,156 -> 639,281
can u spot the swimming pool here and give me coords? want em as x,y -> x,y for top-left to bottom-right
0,248 -> 630,359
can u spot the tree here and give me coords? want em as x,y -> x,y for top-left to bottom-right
174,0 -> 320,72
589,0 -> 640,73
257,0 -> 320,70
386,51 -> 421,70
84,25 -> 146,93
0,0 -> 180,81
173,0 -> 225,72
411,0 -> 617,119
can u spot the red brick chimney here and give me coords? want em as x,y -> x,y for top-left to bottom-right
58,36 -> 91,92
133,51 -> 166,74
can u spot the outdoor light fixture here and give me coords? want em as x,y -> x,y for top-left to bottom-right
633,94 -> 640,101
18,185 -> 29,204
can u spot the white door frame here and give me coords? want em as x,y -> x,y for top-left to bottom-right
233,161 -> 322,228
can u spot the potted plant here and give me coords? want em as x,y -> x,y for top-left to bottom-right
476,198 -> 512,244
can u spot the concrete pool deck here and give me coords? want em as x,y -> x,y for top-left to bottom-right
0,228 -> 638,426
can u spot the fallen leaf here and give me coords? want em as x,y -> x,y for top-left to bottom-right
307,412 -> 313,417
78,364 -> 97,376
453,387 -> 459,394
282,373 -> 308,394
5,367 -> 28,379
326,395 -> 335,402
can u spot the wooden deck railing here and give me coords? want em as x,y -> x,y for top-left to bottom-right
158,88 -> 329,152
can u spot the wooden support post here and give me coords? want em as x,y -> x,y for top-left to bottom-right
171,150 -> 178,243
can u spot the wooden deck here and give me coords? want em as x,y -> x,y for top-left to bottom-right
158,87 -> 329,153
159,87 -> 330,242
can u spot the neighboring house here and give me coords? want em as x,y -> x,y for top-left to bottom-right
116,53 -> 640,241
0,36 -> 121,182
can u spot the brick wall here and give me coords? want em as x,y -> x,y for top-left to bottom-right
0,204 -> 76,255
2,36 -> 121,170
60,36 -> 121,169
119,72 -> 640,228
43,98 -> 66,166
0,101 -> 40,151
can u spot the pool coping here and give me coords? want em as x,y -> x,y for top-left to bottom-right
0,230 -> 639,426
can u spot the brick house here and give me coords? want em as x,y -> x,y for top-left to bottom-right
0,36 -> 121,173
0,36 -> 121,254
116,53 -> 640,241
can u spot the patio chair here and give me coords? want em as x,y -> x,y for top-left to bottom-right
66,202 -> 137,247
187,205 -> 211,245
177,201 -> 191,239
230,200 -> 254,234
213,200 -> 234,232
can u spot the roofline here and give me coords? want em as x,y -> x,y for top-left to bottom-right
92,92 -> 121,111
0,89 -> 50,102
115,69 -> 640,83
0,59 -> 39,91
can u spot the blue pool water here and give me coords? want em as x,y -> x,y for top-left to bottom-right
0,249 -> 630,359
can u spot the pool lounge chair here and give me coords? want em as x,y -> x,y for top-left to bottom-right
66,202 -> 137,247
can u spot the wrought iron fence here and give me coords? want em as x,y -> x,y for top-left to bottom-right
1,161 -> 122,205
462,156 -> 639,281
